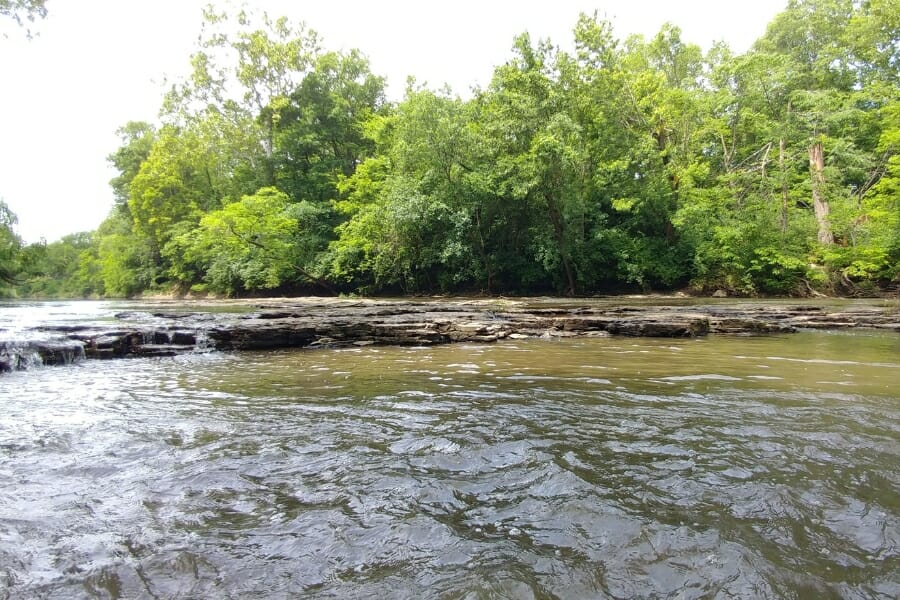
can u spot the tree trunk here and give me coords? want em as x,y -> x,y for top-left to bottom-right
544,192 -> 576,296
779,138 -> 788,236
808,141 -> 834,245
473,210 -> 493,294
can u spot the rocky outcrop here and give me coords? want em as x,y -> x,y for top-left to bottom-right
202,299 -> 900,350
2,298 -> 897,371
0,339 -> 85,372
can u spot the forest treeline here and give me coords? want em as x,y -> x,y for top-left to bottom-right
2,0 -> 898,298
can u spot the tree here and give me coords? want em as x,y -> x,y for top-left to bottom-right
478,33 -> 594,295
756,0 -> 864,247
330,87 -> 475,293
587,22 -> 702,289
179,187 -> 334,295
16,232 -> 97,297
127,126 -> 218,261
162,6 -> 322,188
270,49 -> 386,204
672,46 -> 819,294
0,200 -> 23,288
107,121 -> 157,219
48,4 -> 900,298
733,0 -> 900,291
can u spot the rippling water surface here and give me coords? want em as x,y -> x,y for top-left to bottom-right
1,304 -> 899,599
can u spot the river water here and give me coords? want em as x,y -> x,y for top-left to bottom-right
1,301 -> 898,599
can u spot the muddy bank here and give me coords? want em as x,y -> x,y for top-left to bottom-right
2,298 -> 896,370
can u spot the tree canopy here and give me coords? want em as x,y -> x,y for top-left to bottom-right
10,1 -> 900,298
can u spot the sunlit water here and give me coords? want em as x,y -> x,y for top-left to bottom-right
1,302 -> 898,599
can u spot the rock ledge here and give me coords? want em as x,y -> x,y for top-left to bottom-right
2,298 -> 897,371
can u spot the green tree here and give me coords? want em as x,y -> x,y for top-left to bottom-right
179,187 -> 334,295
579,21 -> 701,289
107,121 -> 157,219
0,200 -> 23,290
271,49 -> 386,204
16,233 -> 97,297
477,33 -> 596,295
162,6 -> 322,188
74,3 -> 900,298
330,88 -> 455,292
673,47 -> 818,294
127,126 -> 218,274
94,210 -> 151,297
756,0 -> 876,248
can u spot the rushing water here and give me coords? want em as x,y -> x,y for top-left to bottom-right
1,302 -> 898,599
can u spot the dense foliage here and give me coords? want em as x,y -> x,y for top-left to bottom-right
5,0 -> 899,298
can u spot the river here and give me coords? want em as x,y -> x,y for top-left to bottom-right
1,300 -> 898,599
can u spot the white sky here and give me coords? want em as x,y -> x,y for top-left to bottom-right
0,0 -> 786,243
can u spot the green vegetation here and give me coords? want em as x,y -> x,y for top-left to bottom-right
4,0 -> 898,298
0,200 -> 24,288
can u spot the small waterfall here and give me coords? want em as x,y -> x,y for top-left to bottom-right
43,340 -> 86,366
194,331 -> 213,352
0,338 -> 86,372
0,341 -> 44,372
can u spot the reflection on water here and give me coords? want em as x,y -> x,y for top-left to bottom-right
1,330 -> 898,598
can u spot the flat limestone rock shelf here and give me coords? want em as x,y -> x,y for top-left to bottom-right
2,298 -> 898,371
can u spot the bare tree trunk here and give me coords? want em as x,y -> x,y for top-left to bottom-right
808,141 -> 833,245
779,138 -> 789,235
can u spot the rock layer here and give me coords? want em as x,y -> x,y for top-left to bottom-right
3,298 -> 898,370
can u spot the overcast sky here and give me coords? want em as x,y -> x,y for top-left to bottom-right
0,0 -> 786,243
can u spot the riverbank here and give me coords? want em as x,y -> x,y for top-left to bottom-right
2,297 -> 898,371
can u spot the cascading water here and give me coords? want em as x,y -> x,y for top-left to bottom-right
0,338 -> 87,371
0,340 -> 44,371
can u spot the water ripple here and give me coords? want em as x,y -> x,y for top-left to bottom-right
0,332 -> 898,598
